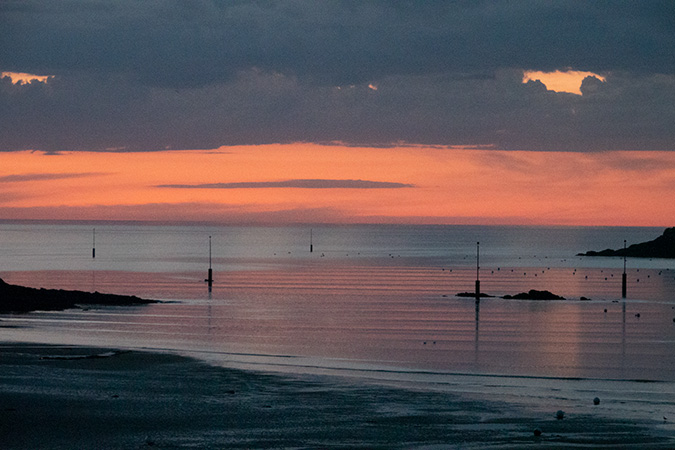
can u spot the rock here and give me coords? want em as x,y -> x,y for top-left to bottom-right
533,428 -> 542,436
556,410 -> 565,420
503,290 -> 565,300
0,278 -> 156,313
578,227 -> 675,259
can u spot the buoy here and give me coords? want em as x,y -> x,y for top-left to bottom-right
593,397 -> 600,405
533,428 -> 542,436
556,410 -> 565,420
205,236 -> 213,287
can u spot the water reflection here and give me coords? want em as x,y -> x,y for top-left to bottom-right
207,285 -> 213,335
622,299 -> 626,377
2,262 -> 675,381
474,299 -> 480,366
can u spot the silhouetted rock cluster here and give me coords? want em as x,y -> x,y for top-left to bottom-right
578,227 -> 675,259
456,289 -> 565,300
0,278 -> 156,313
502,290 -> 565,300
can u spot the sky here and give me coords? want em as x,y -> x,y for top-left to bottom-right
1,1 -> 674,226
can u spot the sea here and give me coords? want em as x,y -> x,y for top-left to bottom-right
1,223 -> 674,426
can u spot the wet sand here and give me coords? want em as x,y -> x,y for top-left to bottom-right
1,344 -> 673,449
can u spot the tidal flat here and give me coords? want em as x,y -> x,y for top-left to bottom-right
1,344 -> 673,449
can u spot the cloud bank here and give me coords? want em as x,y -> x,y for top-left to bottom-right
1,1 -> 674,152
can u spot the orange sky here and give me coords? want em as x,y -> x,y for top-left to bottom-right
522,70 -> 606,95
1,144 -> 674,226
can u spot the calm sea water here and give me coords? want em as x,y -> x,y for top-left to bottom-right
3,223 -> 675,426
1,224 -> 675,379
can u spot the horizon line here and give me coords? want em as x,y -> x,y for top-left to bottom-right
0,218 -> 666,229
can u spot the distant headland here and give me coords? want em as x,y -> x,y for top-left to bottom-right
0,278 -> 156,313
578,227 -> 675,259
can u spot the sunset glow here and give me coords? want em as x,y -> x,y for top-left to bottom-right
1,145 -> 673,226
522,70 -> 606,95
2,3 -> 674,227
1,71 -> 54,85
2,5 -> 675,449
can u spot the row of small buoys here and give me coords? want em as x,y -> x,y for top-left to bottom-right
604,307 -> 675,323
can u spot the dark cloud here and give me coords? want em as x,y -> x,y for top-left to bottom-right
0,1 -> 674,152
2,1 -> 672,87
158,179 -> 414,189
601,152 -> 675,173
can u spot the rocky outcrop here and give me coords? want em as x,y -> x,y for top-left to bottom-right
0,278 -> 156,313
502,289 -> 565,300
578,227 -> 675,259
456,289 -> 566,300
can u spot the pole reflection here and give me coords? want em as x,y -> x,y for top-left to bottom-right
474,298 -> 480,366
622,298 -> 626,377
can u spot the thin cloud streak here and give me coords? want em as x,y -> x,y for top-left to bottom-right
0,172 -> 106,183
0,203 -> 352,225
157,179 -> 414,189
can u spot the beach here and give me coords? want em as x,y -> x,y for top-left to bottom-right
1,343 -> 673,449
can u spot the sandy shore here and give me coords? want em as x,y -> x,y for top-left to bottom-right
1,344 -> 673,449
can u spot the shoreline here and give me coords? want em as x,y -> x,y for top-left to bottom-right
1,343 -> 673,449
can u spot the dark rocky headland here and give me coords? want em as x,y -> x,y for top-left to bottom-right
0,278 -> 156,313
578,227 -> 675,259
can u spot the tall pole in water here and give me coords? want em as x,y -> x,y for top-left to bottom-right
310,228 -> 313,253
622,239 -> 627,299
92,228 -> 96,259
475,241 -> 480,301
206,235 -> 213,288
